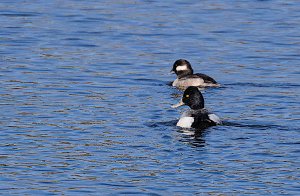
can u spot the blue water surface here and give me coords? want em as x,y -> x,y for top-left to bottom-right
1,0 -> 300,195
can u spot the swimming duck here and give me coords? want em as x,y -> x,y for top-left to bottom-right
171,59 -> 219,88
172,86 -> 221,129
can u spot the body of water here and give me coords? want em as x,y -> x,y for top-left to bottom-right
1,0 -> 300,195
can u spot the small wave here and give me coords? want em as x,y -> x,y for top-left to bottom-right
225,82 -> 300,88
222,121 -> 289,131
1,12 -> 40,17
144,120 -> 177,128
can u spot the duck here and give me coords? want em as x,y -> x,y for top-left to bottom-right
172,86 -> 221,129
171,59 -> 219,88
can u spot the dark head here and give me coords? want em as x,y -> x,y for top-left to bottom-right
171,59 -> 193,78
172,86 -> 205,109
181,86 -> 205,110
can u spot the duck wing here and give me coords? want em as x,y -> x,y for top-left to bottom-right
191,110 -> 217,129
194,73 -> 218,84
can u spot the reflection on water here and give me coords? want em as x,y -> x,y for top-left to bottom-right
1,0 -> 300,195
178,129 -> 207,148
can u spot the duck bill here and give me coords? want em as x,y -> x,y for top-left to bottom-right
171,100 -> 184,108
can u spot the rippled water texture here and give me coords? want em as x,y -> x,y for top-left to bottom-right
1,1 -> 300,195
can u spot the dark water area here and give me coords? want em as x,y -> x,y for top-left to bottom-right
1,0 -> 300,195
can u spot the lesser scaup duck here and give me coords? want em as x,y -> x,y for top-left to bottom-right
172,86 -> 221,129
171,59 -> 219,88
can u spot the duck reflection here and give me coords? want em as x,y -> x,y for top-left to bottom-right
177,128 -> 208,148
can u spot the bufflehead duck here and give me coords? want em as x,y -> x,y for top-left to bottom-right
171,59 -> 219,88
172,86 -> 221,129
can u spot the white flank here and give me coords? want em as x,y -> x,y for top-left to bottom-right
208,114 -> 222,124
176,65 -> 188,71
172,78 -> 205,88
176,117 -> 194,128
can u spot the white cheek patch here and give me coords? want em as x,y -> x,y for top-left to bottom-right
176,117 -> 194,128
176,65 -> 188,71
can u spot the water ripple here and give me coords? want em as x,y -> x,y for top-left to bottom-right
0,0 -> 299,195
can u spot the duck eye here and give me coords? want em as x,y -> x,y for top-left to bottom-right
185,94 -> 189,98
